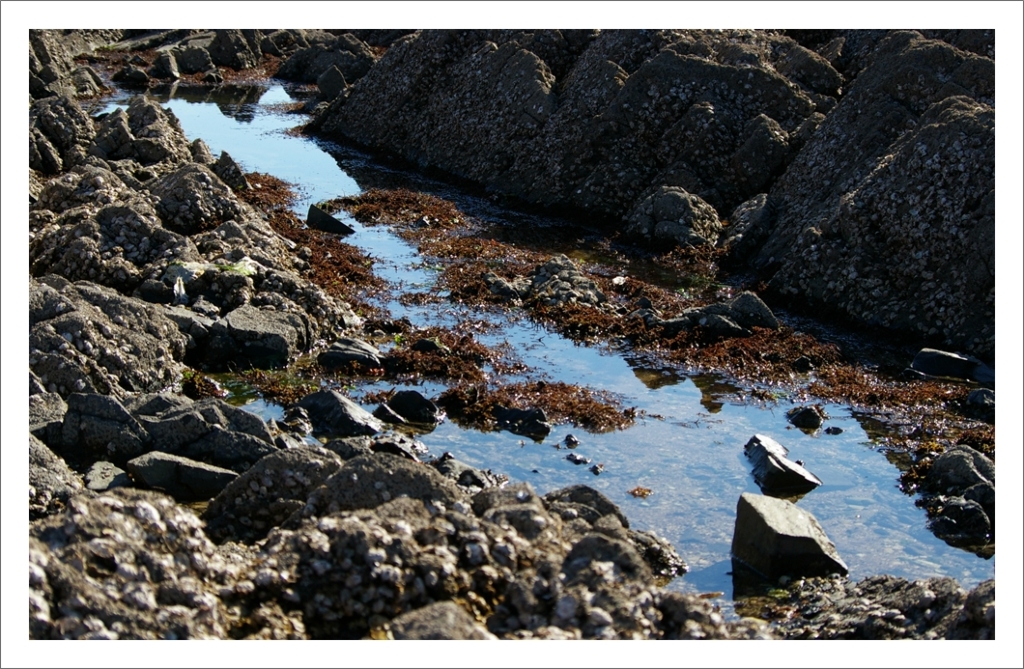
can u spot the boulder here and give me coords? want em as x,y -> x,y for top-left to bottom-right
743,434 -> 822,496
380,389 -> 442,425
911,348 -> 994,383
208,29 -> 261,70
213,151 -> 250,191
317,64 -> 349,102
148,163 -> 250,234
964,387 -> 994,422
176,45 -> 215,74
306,204 -> 355,235
494,406 -> 551,439
624,186 -> 722,247
83,461 -> 131,492
207,304 -> 310,369
59,392 -> 150,465
296,390 -> 383,437
317,337 -> 381,369
388,601 -> 496,640
731,492 -> 848,579
926,444 -> 994,493
147,52 -> 180,80
126,451 -> 237,502
276,32 -> 377,83
786,405 -> 827,430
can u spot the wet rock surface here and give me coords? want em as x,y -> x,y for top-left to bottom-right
22,28 -> 999,644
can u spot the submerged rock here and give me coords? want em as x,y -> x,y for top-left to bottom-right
731,492 -> 848,580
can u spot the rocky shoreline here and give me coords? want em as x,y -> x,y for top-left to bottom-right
24,29 -> 995,641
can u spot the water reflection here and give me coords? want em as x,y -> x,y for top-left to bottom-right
691,374 -> 742,414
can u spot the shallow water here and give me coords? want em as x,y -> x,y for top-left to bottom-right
98,84 -> 993,612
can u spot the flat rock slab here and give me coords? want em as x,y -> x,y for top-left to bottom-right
317,336 -> 381,369
731,492 -> 847,580
744,434 -> 822,496
911,348 -> 994,383
296,389 -> 383,438
126,451 -> 237,502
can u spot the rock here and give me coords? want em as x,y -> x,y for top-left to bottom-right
148,163 -> 250,234
718,193 -> 775,261
316,337 -> 381,369
306,204 -> 355,235
208,304 -> 310,369
388,601 -> 496,639
731,492 -> 848,579
945,579 -> 995,639
189,138 -> 216,165
126,451 -> 237,502
494,406 -> 551,440
204,446 -> 344,544
382,390 -> 443,425
787,405 -> 828,430
317,64 -> 349,102
59,392 -> 151,465
544,484 -> 630,529
561,533 -> 652,586
928,496 -> 991,545
208,29 -> 261,70
431,452 -> 504,493
301,453 -> 465,517
84,461 -> 131,492
29,435 -> 84,519
624,185 -> 722,247
30,489 -> 237,639
176,45 -> 215,74
526,255 -> 606,308
911,348 -> 994,383
296,390 -> 383,437
29,95 -> 96,169
29,391 -> 67,446
276,32 -> 377,84
213,151 -> 250,191
148,51 -> 180,80
648,291 -> 779,339
743,434 -> 822,495
410,337 -> 449,354
566,453 -> 591,465
964,387 -> 994,422
926,444 -> 994,493
757,32 -> 994,360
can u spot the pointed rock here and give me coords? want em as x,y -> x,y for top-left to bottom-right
307,204 -> 355,235
744,434 -> 822,496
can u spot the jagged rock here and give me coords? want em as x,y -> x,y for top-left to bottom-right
787,405 -> 828,430
208,29 -> 260,70
276,32 -> 377,83
296,390 -> 383,438
148,51 -> 180,80
148,163 -> 250,234
317,337 -> 381,369
743,434 -> 822,495
945,579 -> 995,639
928,496 -> 991,545
213,151 -> 250,191
964,387 -> 994,422
647,291 -> 779,338
431,452 -> 504,493
59,392 -> 151,465
731,492 -> 848,579
718,193 -> 775,260
306,204 -> 355,235
29,95 -> 96,169
126,451 -> 237,502
29,391 -> 67,446
175,45 -> 215,74
189,138 -> 215,165
29,435 -> 84,519
388,601 -> 496,639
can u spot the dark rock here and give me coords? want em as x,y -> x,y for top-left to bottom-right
384,390 -> 442,425
126,451 -> 237,502
566,453 -> 591,465
963,480 -> 995,523
544,484 -> 630,529
84,461 -> 131,492
276,32 -> 377,83
204,446 -> 344,544
201,69 -> 224,84
296,390 -> 383,437
30,435 -> 84,519
368,432 -> 426,463
719,193 -> 775,260
189,138 -> 215,164
317,64 -> 349,101
627,529 -> 689,578
787,404 -> 828,430
929,496 -> 990,544
410,337 -> 449,354
743,434 -> 822,495
432,452 -> 504,493
213,151 -> 250,191
113,65 -> 150,85
183,425 -> 278,473
60,392 -> 150,465
494,406 -> 551,439
561,533 -> 652,586
388,601 -> 496,639
208,29 -> 261,70
945,579 -> 995,640
911,348 -> 994,383
323,436 -> 375,460
306,204 -> 355,235
731,492 -> 848,579
148,163 -> 249,234
964,387 -> 994,422
317,337 -> 381,369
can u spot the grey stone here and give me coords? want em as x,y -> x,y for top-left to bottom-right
30,435 -> 84,519
183,426 -> 278,473
561,533 -> 652,585
927,445 -> 994,493
383,390 -> 442,425
317,337 -> 381,369
744,434 -> 822,495
208,29 -> 260,70
29,392 -> 67,446
388,601 -> 496,640
432,452 -> 503,493
731,492 -> 848,579
214,304 -> 310,369
930,496 -> 990,543
126,451 -> 237,502
60,393 -> 150,464
306,204 -> 355,235
213,151 -> 249,191
84,461 -> 131,492
544,484 -> 630,529
148,52 -> 180,80
296,389 -> 383,437
176,45 -> 214,74
787,405 -> 827,430
911,348 -> 994,383
965,387 -> 994,422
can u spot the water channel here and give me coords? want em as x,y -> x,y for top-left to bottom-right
96,82 -> 994,614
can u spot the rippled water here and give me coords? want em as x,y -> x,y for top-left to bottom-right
97,83 -> 994,611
